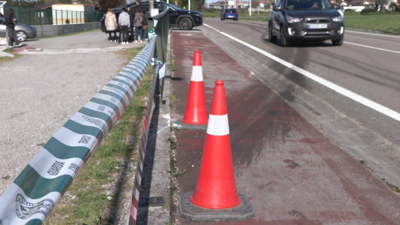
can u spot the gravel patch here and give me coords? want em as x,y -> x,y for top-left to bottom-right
0,51 -> 122,194
0,30 -> 134,196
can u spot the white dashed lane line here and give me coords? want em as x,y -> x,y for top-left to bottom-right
204,23 -> 400,122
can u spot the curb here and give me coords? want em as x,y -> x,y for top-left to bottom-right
136,31 -> 172,224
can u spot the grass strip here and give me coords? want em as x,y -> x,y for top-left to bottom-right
0,49 -> 23,64
344,13 -> 400,35
46,46 -> 153,225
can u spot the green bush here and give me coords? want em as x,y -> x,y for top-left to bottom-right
360,8 -> 376,14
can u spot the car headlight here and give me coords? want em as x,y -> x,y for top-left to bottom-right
332,16 -> 343,22
287,16 -> 303,23
192,13 -> 200,17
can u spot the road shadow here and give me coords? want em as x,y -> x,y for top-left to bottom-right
263,38 -> 335,47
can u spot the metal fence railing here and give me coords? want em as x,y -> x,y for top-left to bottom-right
128,9 -> 170,225
4,7 -> 103,25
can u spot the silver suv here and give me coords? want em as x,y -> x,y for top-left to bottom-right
268,0 -> 344,47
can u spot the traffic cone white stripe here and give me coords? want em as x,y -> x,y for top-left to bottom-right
191,66 -> 203,82
206,114 -> 230,136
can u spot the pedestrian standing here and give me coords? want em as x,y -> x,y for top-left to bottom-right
105,9 -> 118,42
5,8 -> 21,48
174,0 -> 180,8
142,9 -> 149,42
129,1 -> 140,42
118,8 -> 130,44
133,6 -> 143,43
127,7 -> 134,42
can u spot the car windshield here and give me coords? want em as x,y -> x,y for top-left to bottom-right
225,9 -> 237,13
163,2 -> 180,10
138,2 -> 179,11
285,0 -> 334,10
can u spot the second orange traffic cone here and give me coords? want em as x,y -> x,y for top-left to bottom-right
181,50 -> 208,125
190,80 -> 241,209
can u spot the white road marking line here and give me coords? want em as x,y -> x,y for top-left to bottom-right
204,23 -> 400,122
344,42 -> 400,54
346,30 -> 400,39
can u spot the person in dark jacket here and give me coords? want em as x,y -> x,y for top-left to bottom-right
142,9 -> 149,42
133,5 -> 143,43
127,7 -> 134,42
5,8 -> 21,48
128,0 -> 139,42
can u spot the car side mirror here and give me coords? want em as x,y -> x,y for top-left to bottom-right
273,5 -> 282,11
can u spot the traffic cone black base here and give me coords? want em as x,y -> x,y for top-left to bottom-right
179,191 -> 255,221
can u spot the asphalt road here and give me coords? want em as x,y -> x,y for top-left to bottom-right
204,18 -> 400,145
200,18 -> 400,183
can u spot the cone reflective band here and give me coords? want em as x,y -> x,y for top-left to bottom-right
182,50 -> 208,125
190,80 -> 241,209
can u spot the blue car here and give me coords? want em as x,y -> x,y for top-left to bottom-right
221,8 -> 238,21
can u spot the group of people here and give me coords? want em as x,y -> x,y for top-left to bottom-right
3,8 -> 22,48
104,1 -> 149,44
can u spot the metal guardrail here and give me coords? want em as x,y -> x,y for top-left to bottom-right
128,10 -> 169,225
0,37 -> 157,225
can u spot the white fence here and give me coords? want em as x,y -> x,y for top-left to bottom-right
343,6 -> 365,12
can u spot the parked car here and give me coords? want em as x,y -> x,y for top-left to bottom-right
220,8 -> 239,21
0,16 -> 37,42
268,0 -> 344,47
127,1 -> 203,30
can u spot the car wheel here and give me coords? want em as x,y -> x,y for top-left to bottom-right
16,31 -> 27,42
332,36 -> 343,46
280,26 -> 290,47
269,23 -> 277,42
179,17 -> 193,30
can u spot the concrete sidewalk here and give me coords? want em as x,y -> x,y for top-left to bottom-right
168,29 -> 400,224
0,38 -> 13,58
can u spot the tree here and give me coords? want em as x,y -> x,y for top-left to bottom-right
389,2 -> 397,11
349,0 -> 364,6
178,0 -> 204,10
98,0 -> 124,11
375,0 -> 389,11
59,0 -> 72,4
193,0 -> 205,10
4,0 -> 37,7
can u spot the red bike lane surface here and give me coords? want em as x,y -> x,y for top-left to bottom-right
170,30 -> 400,225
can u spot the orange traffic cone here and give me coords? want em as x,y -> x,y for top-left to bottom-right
190,80 -> 241,209
181,50 -> 208,125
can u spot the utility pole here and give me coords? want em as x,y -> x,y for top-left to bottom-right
150,0 -> 159,17
249,0 -> 251,16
